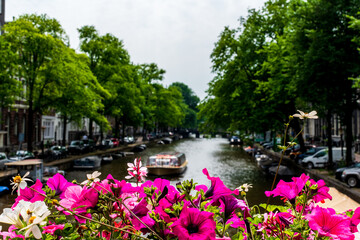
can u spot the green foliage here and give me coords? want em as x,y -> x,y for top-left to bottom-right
201,0 -> 360,155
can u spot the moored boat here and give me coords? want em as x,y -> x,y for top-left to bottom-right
101,154 -> 113,162
73,156 -> 101,169
5,159 -> 44,181
146,152 -> 187,176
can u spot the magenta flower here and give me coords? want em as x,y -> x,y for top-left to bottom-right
309,179 -> 332,203
306,206 -> 354,240
140,178 -> 177,199
258,211 -> 294,238
12,179 -> 45,208
105,174 -> 139,196
47,173 -> 75,199
196,168 -> 239,202
171,205 -> 216,240
42,223 -> 65,235
58,185 -> 98,223
216,195 -> 250,220
130,198 -> 155,233
226,214 -> 246,229
0,225 -> 24,239
350,207 -> 360,233
265,174 -> 309,202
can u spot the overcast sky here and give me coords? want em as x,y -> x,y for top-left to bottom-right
5,0 -> 266,100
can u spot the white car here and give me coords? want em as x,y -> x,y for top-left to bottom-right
9,150 -> 35,161
301,147 -> 346,169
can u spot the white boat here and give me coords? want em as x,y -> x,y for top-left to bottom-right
146,152 -> 187,176
73,156 -> 101,169
101,154 -> 113,162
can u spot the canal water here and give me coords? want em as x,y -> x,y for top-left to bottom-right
0,137 -> 276,213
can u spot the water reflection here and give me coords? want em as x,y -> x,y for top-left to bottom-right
0,137 -> 276,213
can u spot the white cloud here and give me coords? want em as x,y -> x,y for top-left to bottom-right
5,0 -> 266,100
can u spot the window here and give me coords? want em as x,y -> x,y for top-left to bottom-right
315,151 -> 327,158
43,120 -> 54,139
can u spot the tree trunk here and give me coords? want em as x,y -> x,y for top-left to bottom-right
89,119 -> 93,139
326,111 -> 333,169
142,122 -> 148,141
62,114 -> 67,146
27,101 -> 34,152
122,123 -> 126,144
344,103 -> 354,166
114,117 -> 120,138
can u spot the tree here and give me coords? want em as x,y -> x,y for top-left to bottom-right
152,84 -> 186,131
0,37 -> 21,112
170,82 -> 200,129
287,0 -> 360,166
78,26 -> 143,140
2,14 -> 70,152
45,48 -> 110,146
136,63 -> 166,138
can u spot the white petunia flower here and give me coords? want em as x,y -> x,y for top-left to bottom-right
238,183 -> 253,192
20,201 -> 51,239
10,172 -> 32,195
293,110 -> 318,120
81,171 -> 101,185
0,207 -> 24,229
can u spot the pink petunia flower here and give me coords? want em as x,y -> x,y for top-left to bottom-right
196,168 -> 239,203
58,185 -> 98,223
42,223 -> 65,235
130,198 -> 155,233
12,179 -> 45,208
215,195 -> 250,220
171,205 -> 216,240
309,179 -> 332,203
0,225 -> 25,239
265,174 -> 309,202
47,173 -> 75,199
350,207 -> 360,233
140,178 -> 177,199
306,206 -> 354,240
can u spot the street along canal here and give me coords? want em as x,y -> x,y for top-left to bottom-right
0,137 -> 276,212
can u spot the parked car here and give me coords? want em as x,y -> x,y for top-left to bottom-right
300,147 -> 346,169
341,167 -> 360,187
47,145 -> 67,159
263,142 -> 274,150
124,136 -> 135,144
0,152 -> 11,170
83,139 -> 96,152
335,162 -> 360,180
68,140 -> 85,155
296,146 -> 327,161
9,150 -> 35,161
111,138 -> 120,147
100,139 -> 114,149
229,136 -> 242,145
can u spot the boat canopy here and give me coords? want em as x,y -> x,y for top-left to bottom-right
148,152 -> 186,167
